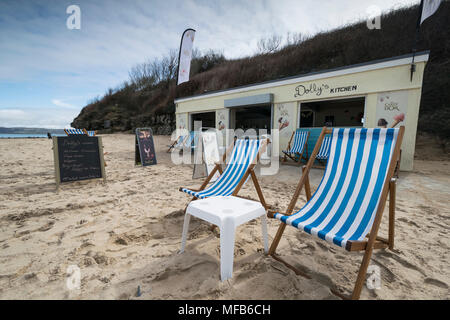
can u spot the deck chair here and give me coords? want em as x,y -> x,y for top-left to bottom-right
268,126 -> 405,300
167,135 -> 186,153
180,138 -> 270,209
282,129 -> 309,164
182,132 -> 195,151
191,131 -> 200,153
64,128 -> 87,135
84,129 -> 96,136
314,135 -> 332,167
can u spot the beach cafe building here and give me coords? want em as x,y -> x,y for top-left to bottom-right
174,51 -> 429,171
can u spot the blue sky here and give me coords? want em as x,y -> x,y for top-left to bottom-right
0,0 -> 417,128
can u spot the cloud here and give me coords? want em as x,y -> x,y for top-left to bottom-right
0,0 -> 419,81
0,0 -> 419,128
51,99 -> 77,109
0,108 -> 79,129
0,109 -> 29,122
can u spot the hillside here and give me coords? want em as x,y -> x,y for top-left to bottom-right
72,2 -> 450,146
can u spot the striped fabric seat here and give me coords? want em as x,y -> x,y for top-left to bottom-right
283,130 -> 308,155
65,128 -> 86,135
183,132 -> 194,148
182,131 -> 200,151
168,134 -> 186,152
181,139 -> 261,199
86,131 -> 96,136
190,131 -> 200,150
174,135 -> 186,148
274,128 -> 399,249
316,136 -> 331,160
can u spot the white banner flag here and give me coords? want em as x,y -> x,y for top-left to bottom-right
177,28 -> 196,85
420,0 -> 442,25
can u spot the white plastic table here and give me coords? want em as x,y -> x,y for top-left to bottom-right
180,196 -> 268,281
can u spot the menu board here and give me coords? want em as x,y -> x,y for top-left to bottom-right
53,135 -> 106,188
135,128 -> 157,166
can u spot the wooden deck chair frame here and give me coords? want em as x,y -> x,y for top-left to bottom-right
282,130 -> 309,166
179,137 -> 270,211
167,135 -> 187,153
393,149 -> 401,179
268,126 -> 405,300
312,158 -> 328,169
83,129 -> 96,136
311,135 -> 331,169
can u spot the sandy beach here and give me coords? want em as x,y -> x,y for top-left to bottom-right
0,134 -> 448,300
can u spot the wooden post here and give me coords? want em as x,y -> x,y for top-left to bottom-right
98,137 -> 107,183
250,170 -> 267,210
388,178 -> 396,250
52,137 -> 60,191
303,166 -> 312,201
283,131 -> 294,162
302,134 -> 309,163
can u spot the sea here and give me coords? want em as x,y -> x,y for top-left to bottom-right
0,134 -> 66,139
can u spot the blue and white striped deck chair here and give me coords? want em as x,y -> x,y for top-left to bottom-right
179,131 -> 200,152
268,126 -> 405,300
191,131 -> 200,152
315,136 -> 331,160
314,135 -> 332,166
167,135 -> 186,153
64,128 -> 87,135
86,130 -> 96,137
183,132 -> 195,149
282,129 -> 309,164
180,138 -> 269,208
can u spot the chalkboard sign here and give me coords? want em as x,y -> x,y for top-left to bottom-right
53,135 -> 106,188
135,128 -> 157,166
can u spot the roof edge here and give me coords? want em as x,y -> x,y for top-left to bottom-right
175,51 -> 430,103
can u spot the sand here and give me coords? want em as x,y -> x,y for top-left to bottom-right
0,134 -> 448,300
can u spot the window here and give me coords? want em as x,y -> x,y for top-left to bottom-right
299,97 -> 365,128
190,112 -> 216,130
231,104 -> 272,133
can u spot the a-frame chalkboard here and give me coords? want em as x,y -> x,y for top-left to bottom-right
52,135 -> 106,189
135,128 -> 157,166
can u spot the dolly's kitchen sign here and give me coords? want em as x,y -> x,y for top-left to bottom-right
294,83 -> 358,97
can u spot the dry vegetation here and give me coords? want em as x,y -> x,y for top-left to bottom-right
72,3 -> 449,147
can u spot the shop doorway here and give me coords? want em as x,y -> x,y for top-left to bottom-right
299,97 -> 365,128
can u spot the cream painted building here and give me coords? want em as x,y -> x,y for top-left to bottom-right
174,52 -> 429,171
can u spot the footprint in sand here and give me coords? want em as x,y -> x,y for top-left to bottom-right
84,251 -> 115,266
38,221 -> 55,232
236,247 -> 246,256
424,277 -> 448,289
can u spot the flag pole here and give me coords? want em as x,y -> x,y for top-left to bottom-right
410,0 -> 424,82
